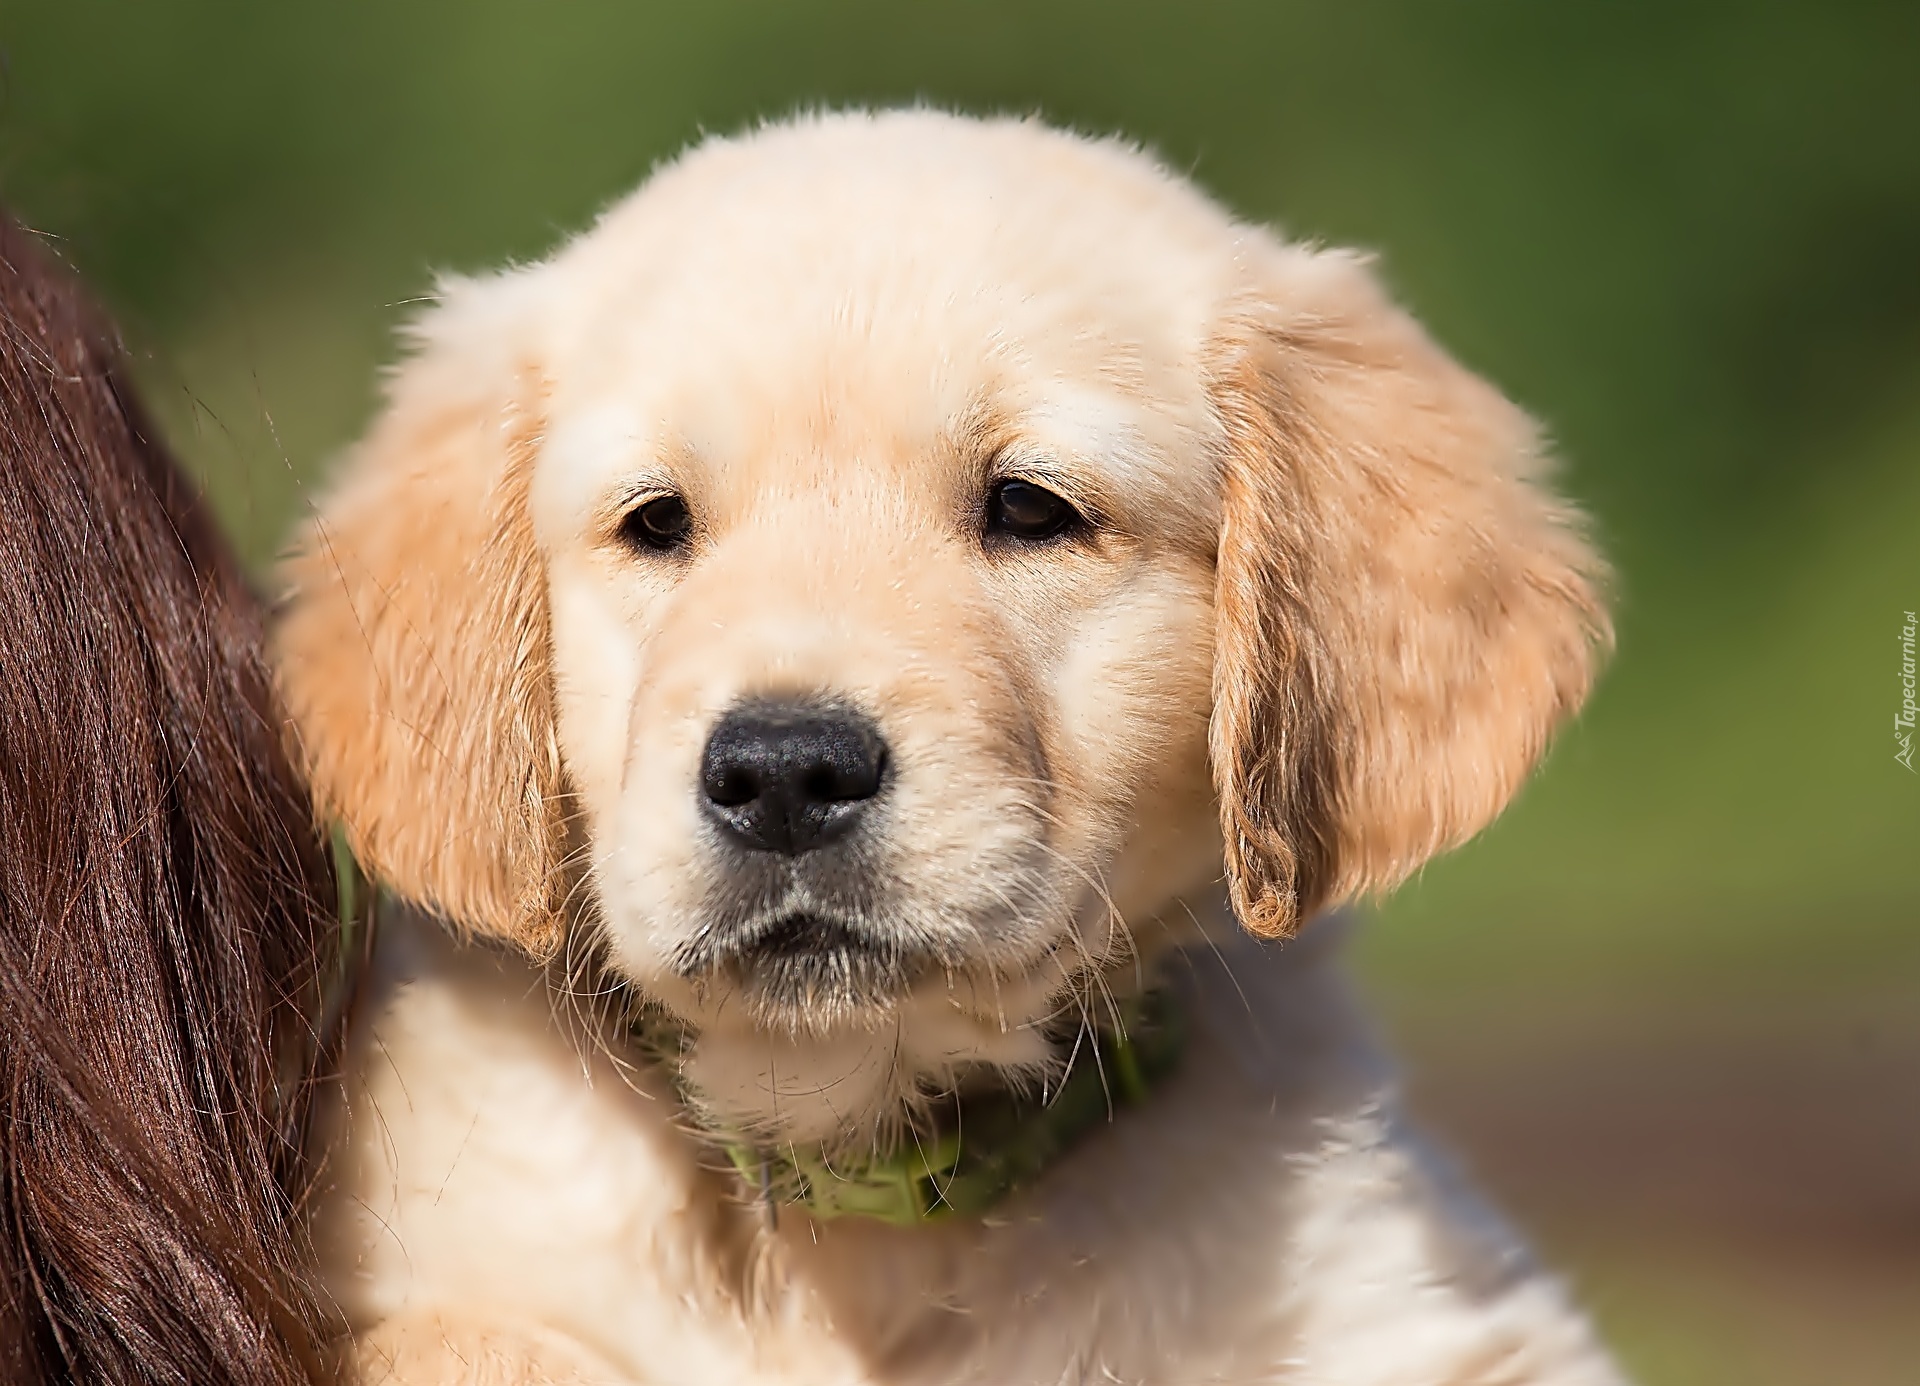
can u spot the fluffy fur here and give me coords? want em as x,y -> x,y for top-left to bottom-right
0,215 -> 344,1384
277,111 -> 1622,1383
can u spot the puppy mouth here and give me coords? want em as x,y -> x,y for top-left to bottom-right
673,909 -> 933,1019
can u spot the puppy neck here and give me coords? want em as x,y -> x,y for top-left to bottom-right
618,894 -> 1230,1172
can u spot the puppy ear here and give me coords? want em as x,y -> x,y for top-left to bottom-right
273,274 -> 568,955
1209,246 -> 1610,939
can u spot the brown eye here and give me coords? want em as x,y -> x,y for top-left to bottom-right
987,479 -> 1081,541
621,494 -> 692,552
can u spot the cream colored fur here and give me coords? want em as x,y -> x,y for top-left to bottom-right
279,110 -> 1624,1384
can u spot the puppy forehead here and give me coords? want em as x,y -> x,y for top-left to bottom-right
557,111 -> 1240,342
532,114 -> 1236,537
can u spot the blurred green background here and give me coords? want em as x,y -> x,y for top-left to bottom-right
5,4 -> 1915,1381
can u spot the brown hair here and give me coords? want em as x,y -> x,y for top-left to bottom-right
0,217 -> 342,1383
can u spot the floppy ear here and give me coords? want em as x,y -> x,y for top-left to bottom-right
273,274 -> 568,955
1209,245 -> 1611,939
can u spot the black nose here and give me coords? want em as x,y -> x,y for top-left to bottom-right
699,701 -> 889,856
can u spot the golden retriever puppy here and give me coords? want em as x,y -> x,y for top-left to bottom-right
277,110 -> 1623,1384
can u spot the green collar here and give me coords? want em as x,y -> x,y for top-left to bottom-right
704,984 -> 1187,1227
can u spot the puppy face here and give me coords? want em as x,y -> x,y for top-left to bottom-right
534,150 -> 1229,1037
276,113 -> 1608,1148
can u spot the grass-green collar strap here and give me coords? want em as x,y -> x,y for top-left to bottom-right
716,983 -> 1188,1227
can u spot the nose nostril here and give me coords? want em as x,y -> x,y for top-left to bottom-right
821,744 -> 887,798
704,765 -> 760,807
863,744 -> 889,798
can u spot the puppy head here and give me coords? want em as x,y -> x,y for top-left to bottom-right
276,112 -> 1606,1147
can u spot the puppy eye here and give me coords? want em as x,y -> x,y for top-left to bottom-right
986,479 -> 1081,542
620,494 -> 693,552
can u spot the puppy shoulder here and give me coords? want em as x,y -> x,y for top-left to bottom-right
1276,1086 -> 1625,1384
322,911 -> 735,1372
1176,922 -> 1623,1382
354,1310 -> 633,1385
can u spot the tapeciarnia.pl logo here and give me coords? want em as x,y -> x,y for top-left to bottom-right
1898,610 -> 1917,772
